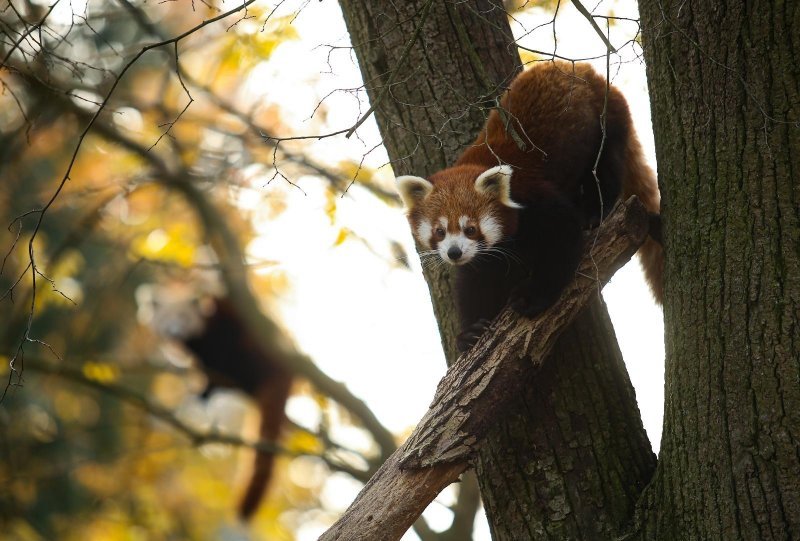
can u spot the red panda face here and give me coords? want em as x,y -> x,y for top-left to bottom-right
396,165 -> 521,265
136,283 -> 216,339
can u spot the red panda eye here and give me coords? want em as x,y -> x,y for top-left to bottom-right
464,226 -> 477,237
435,228 -> 446,239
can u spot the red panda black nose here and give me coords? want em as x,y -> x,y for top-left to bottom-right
447,247 -> 462,261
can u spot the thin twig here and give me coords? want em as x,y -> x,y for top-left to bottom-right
571,0 -> 617,53
344,0 -> 436,139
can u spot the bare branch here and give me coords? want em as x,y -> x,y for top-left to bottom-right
117,0 -> 399,202
571,0 -> 617,53
0,0 -> 61,69
22,356 -> 372,481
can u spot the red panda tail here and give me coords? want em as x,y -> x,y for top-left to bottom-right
238,373 -> 293,520
621,132 -> 664,304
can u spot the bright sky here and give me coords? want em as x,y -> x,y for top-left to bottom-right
239,1 -> 664,538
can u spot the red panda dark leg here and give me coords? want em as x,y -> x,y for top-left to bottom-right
455,256 -> 525,352
508,193 -> 584,317
452,193 -> 583,351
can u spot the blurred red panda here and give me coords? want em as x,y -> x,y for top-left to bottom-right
137,284 -> 292,519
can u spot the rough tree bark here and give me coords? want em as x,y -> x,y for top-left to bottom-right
632,1 -> 800,539
338,1 -> 656,539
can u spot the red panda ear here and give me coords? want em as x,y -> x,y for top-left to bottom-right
395,175 -> 434,209
474,165 -> 522,209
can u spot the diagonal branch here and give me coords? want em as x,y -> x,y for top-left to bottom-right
571,0 -> 617,53
319,196 -> 650,541
22,356 -> 371,481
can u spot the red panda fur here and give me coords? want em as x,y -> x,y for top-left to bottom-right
183,298 -> 293,520
143,290 -> 292,519
620,132 -> 663,304
397,61 -> 663,349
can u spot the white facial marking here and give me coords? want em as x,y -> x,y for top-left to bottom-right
480,214 -> 502,246
136,284 -> 208,339
416,219 -> 432,249
458,216 -> 469,229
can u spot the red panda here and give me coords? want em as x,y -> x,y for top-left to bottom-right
137,285 -> 292,519
396,61 -> 663,351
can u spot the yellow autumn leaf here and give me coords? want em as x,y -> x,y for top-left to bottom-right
252,268 -> 290,297
338,159 -> 374,183
333,228 -> 350,247
324,189 -> 337,224
213,18 -> 298,83
519,48 -> 546,65
82,361 -> 119,384
284,430 -> 323,454
130,224 -> 197,267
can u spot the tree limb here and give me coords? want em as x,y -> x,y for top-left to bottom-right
319,196 -> 649,541
571,0 -> 617,53
20,356 -> 371,481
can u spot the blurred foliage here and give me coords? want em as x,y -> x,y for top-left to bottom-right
0,0 -> 388,539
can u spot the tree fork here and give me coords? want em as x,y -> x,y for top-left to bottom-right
319,197 -> 650,541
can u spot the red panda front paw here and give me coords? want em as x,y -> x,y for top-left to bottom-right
457,319 -> 493,352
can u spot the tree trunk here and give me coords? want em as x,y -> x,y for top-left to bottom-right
340,0 -> 521,363
339,1 -> 656,538
477,298 -> 655,540
634,1 -> 800,538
